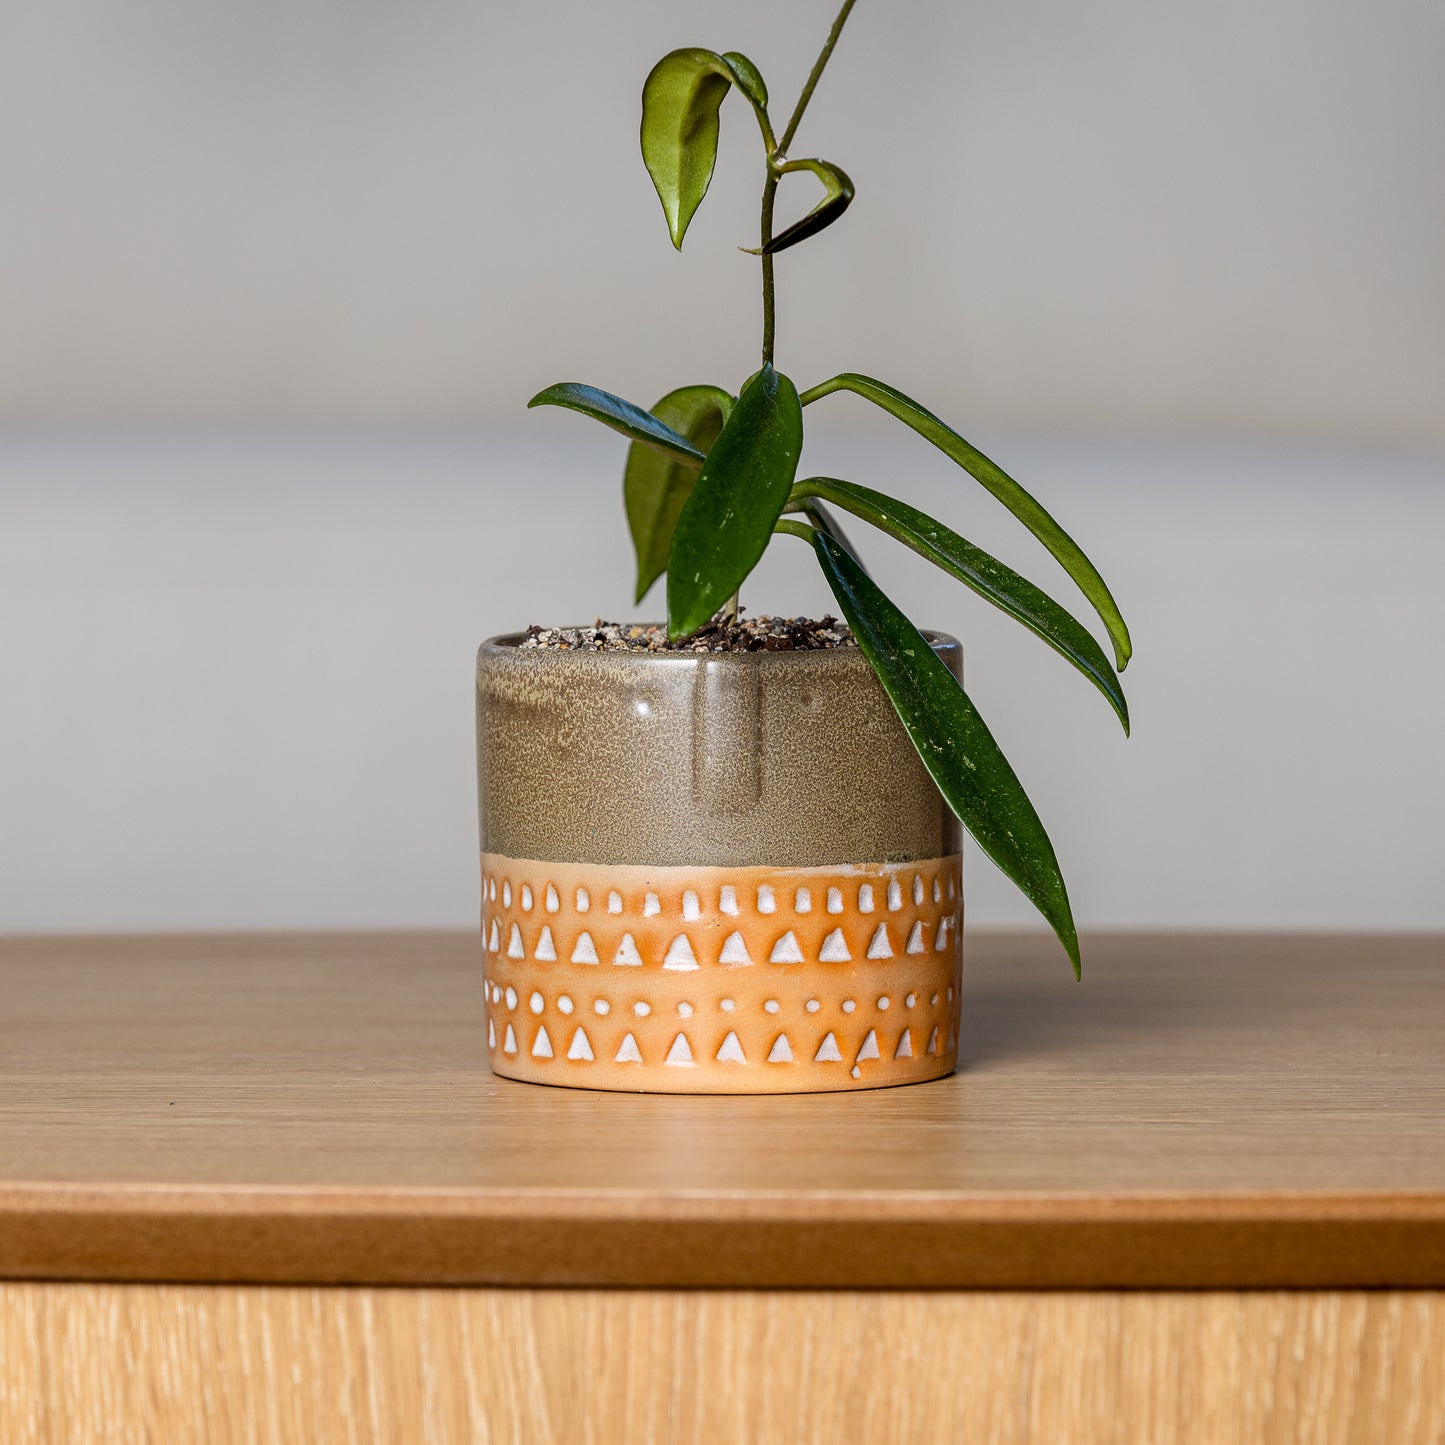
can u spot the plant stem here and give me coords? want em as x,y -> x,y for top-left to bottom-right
779,0 -> 857,154
746,0 -> 856,629
774,517 -> 814,542
760,180 -> 778,366
759,0 -> 858,368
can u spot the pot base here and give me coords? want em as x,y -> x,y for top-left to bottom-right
481,853 -> 961,1094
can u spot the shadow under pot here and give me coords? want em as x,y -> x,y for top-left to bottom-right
475,631 -> 963,1094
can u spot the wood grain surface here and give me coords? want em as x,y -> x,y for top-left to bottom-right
1,931 -> 1443,1286
2,1283 -> 1442,1445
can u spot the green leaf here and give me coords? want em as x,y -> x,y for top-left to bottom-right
641,49 -> 736,249
625,385 -> 734,604
799,373 -> 1133,671
759,159 -> 854,256
667,364 -> 803,637
796,497 -> 870,578
788,521 -> 1081,976
528,382 -> 705,465
720,51 -> 768,110
790,477 -> 1127,732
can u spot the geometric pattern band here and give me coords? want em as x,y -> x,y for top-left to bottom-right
482,853 -> 962,1094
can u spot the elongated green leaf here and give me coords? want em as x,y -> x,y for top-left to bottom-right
641,49 -> 735,249
528,382 -> 705,465
796,497 -> 870,578
790,476 -> 1127,731
667,364 -> 803,637
720,51 -> 768,110
785,520 -> 1081,975
759,159 -> 854,255
800,373 -> 1132,670
625,385 -> 734,604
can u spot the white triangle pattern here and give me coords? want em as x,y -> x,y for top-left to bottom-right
770,931 -> 804,963
507,925 -> 525,959
866,923 -> 893,959
815,1032 -> 843,1063
715,1031 -> 746,1063
612,933 -> 643,966
855,1029 -> 880,1063
819,928 -> 850,962
531,1025 -> 553,1059
567,1027 -> 593,1061
663,934 -> 699,971
571,932 -> 599,964
906,922 -> 927,955
615,1032 -> 643,1063
768,1034 -> 794,1063
535,926 -> 557,961
665,1033 -> 694,1066
504,1024 -> 518,1055
720,931 -> 752,965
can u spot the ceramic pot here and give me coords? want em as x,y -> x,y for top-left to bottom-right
475,631 -> 963,1094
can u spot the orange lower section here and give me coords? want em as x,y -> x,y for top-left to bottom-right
480,854 -> 962,1094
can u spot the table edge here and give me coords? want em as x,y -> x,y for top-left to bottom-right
3,1184 -> 1444,1288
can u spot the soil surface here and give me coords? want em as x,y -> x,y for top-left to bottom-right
518,612 -> 856,654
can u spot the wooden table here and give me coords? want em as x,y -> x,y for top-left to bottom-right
1,931 -> 1442,1443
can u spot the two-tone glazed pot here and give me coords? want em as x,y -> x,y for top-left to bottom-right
475,631 -> 963,1093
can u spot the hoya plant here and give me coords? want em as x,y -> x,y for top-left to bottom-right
528,0 -> 1132,976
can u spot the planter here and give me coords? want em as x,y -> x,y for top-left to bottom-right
475,631 -> 964,1093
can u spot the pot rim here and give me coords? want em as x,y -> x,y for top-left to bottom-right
479,628 -> 961,666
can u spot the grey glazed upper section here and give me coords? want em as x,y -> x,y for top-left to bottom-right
476,634 -> 962,868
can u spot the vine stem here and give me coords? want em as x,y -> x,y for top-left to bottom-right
779,0 -> 857,154
759,0 -> 858,369
740,0 -> 855,629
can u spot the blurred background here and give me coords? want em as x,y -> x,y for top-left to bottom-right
2,0 -> 1441,935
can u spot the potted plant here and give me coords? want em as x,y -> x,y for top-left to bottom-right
477,0 -> 1131,1093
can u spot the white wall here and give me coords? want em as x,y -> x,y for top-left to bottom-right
3,429 -> 1442,934
0,0 -> 1441,440
2,0 -> 1442,935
